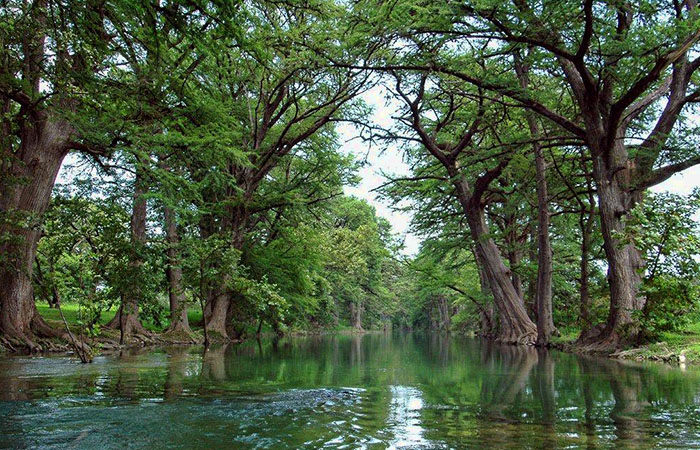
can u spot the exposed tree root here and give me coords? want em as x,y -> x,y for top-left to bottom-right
495,326 -> 538,346
166,318 -> 194,336
575,323 -> 627,354
0,332 -> 42,352
0,312 -> 97,356
162,327 -> 199,344
104,311 -> 121,329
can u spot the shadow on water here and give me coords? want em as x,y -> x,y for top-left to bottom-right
1,333 -> 700,449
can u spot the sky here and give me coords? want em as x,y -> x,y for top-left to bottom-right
339,88 -> 700,256
337,86 -> 422,255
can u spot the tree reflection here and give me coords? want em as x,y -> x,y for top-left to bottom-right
479,342 -> 537,422
164,346 -> 190,400
1,335 -> 700,449
200,344 -> 228,382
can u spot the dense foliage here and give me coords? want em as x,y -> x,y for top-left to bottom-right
1,0 -> 699,353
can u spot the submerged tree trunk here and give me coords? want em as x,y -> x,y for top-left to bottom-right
0,119 -> 72,350
164,205 -> 191,335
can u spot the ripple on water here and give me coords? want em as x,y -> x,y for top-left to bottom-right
2,335 -> 700,449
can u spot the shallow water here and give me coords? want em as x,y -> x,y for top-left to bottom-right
1,333 -> 700,449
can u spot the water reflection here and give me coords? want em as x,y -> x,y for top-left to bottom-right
387,386 -> 430,448
1,334 -> 700,449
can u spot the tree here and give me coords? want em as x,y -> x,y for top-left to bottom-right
627,190 -> 700,341
0,0 -> 125,348
360,0 -> 700,348
378,70 -> 539,343
178,1 -> 375,340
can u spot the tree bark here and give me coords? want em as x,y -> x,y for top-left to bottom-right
436,294 -> 450,331
582,142 -> 645,348
533,137 -> 555,346
108,162 -> 149,339
474,249 -> 496,338
579,188 -> 596,330
0,120 -> 72,350
515,52 -> 555,346
350,301 -> 363,331
164,205 -> 191,335
526,224 -> 538,320
460,188 -> 537,344
202,208 -> 249,341
504,212 -> 524,301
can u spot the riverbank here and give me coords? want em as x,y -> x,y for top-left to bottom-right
4,304 -> 700,368
552,323 -> 700,365
0,304 -> 380,355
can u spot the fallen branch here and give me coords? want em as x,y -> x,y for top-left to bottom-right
57,305 -> 93,363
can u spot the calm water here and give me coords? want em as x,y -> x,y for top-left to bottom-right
1,334 -> 700,449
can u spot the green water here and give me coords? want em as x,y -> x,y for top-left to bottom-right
1,334 -> 700,449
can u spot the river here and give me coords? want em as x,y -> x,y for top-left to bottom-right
1,333 -> 699,449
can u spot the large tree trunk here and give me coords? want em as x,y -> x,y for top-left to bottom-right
350,301 -> 363,331
533,137 -> 555,346
204,289 -> 232,339
582,144 -> 645,349
202,211 -> 248,341
474,249 -> 496,338
464,199 -> 537,344
164,205 -> 191,335
515,53 -> 555,346
449,169 -> 537,345
108,163 -> 149,340
0,121 -> 72,350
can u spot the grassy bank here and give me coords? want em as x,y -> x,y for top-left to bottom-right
611,323 -> 700,364
37,303 -> 205,332
551,323 -> 700,365
35,304 -> 700,365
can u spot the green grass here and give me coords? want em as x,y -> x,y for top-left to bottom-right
187,309 -> 203,327
551,327 -> 580,346
36,303 -> 119,327
655,322 -> 700,363
36,302 -> 205,333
